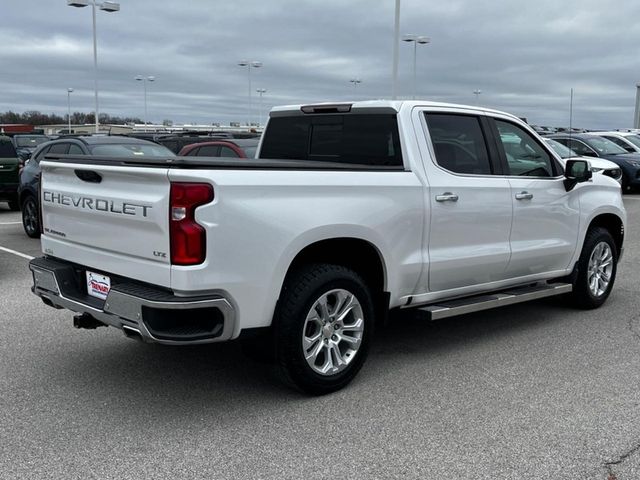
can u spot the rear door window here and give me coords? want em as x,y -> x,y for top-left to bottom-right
260,114 -> 403,167
68,144 -> 84,155
424,113 -> 492,175
220,146 -> 239,158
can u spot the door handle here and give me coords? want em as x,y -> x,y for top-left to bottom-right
515,191 -> 533,200
435,192 -> 459,202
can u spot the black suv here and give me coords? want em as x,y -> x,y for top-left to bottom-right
0,136 -> 20,211
18,136 -> 174,237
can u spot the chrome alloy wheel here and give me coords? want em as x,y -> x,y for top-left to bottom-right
302,288 -> 364,376
587,241 -> 613,297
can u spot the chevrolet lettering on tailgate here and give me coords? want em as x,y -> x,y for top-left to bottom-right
42,190 -> 152,217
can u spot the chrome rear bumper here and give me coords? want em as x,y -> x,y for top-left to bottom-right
29,257 -> 235,345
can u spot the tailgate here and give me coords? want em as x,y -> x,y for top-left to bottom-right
40,160 -> 172,287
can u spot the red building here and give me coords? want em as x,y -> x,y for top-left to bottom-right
0,124 -> 34,134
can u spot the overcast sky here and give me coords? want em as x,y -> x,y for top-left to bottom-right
1,0 -> 639,128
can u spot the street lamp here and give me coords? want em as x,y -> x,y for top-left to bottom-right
402,34 -> 430,100
238,60 -> 262,127
256,88 -> 267,127
135,75 -> 155,130
473,89 -> 482,105
67,88 -> 74,134
66,0 -> 120,134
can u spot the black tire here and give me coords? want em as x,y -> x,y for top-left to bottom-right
21,195 -> 41,238
569,227 -> 617,309
274,264 -> 375,395
8,199 -> 19,211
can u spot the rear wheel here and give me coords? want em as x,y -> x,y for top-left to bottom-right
274,264 -> 374,395
569,227 -> 617,309
21,196 -> 40,238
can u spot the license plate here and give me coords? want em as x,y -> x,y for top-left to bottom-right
86,271 -> 111,300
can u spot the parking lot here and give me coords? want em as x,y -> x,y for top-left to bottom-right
0,198 -> 639,480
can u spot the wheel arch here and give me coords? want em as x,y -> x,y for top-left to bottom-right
283,237 -> 388,296
587,213 -> 624,256
18,186 -> 37,205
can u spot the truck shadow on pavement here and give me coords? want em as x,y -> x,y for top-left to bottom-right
29,296 -> 583,416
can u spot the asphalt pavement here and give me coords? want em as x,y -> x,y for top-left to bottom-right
1,199 -> 640,479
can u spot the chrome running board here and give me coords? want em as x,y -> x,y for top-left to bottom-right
418,283 -> 572,321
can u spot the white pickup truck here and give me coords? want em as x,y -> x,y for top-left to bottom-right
29,101 -> 626,394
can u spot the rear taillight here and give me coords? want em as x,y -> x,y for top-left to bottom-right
169,182 -> 214,265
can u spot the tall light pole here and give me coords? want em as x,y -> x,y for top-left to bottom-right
67,0 -> 120,134
350,78 -> 362,93
473,89 -> 482,105
67,88 -> 74,134
634,84 -> 640,129
135,75 -> 155,130
402,34 -> 430,100
256,88 -> 267,127
238,60 -> 262,127
391,0 -> 401,99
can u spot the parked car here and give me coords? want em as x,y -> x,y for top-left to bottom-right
0,135 -> 20,210
531,125 -> 556,135
178,138 -> 260,158
548,133 -> 640,191
152,132 -> 259,154
18,136 -> 174,238
12,134 -> 51,163
29,100 -> 625,394
590,131 -> 640,154
543,138 -> 622,184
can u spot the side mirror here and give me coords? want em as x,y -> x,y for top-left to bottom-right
564,159 -> 592,191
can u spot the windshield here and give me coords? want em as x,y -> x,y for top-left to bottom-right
624,135 -> 640,149
584,136 -> 627,155
89,143 -> 175,157
15,136 -> 50,148
545,139 -> 576,158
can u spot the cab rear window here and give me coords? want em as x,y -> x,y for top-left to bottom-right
260,114 -> 403,167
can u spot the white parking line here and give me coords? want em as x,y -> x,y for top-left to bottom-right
0,222 -> 23,225
0,246 -> 34,260
623,197 -> 640,200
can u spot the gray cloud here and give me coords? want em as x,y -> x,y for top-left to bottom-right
1,0 -> 639,128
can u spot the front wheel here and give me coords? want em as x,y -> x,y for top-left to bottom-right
274,264 -> 375,395
21,196 -> 40,238
569,227 -> 617,309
